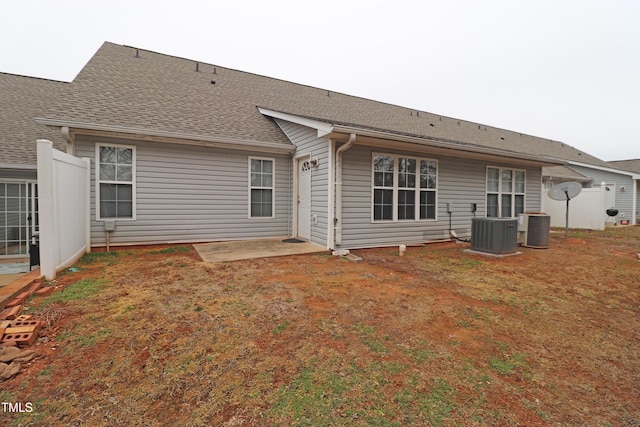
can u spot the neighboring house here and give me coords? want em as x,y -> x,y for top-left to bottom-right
542,155 -> 639,227
0,73 -> 67,257
608,159 -> 640,224
608,159 -> 640,174
15,41 -> 606,253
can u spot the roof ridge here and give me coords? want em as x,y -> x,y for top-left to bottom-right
111,42 -> 600,160
114,45 -> 525,131
0,71 -> 69,84
42,41 -> 610,164
117,42 -> 428,112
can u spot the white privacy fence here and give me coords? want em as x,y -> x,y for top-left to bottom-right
541,186 -> 607,231
37,140 -> 90,280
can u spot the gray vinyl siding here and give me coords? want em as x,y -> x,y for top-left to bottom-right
337,144 -> 542,249
568,164 -> 634,221
74,135 -> 291,246
274,119 -> 330,247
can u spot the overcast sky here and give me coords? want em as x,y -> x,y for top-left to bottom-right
2,0 -> 639,161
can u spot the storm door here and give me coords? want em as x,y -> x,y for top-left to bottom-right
0,182 -> 38,257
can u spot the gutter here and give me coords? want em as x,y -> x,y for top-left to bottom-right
329,124 -> 565,166
334,133 -> 356,246
260,109 -> 564,166
35,118 -> 296,154
0,163 -> 37,171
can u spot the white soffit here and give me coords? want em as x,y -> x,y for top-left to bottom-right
257,108 -> 334,137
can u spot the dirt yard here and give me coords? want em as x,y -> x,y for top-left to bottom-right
2,227 -> 639,426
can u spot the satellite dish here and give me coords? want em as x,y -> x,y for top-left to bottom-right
547,181 -> 582,201
547,182 -> 583,238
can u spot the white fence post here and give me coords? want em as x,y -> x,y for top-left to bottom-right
36,140 -> 56,280
83,157 -> 91,253
36,139 -> 90,280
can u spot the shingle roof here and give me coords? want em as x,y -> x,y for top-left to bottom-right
0,73 -> 68,167
542,165 -> 592,182
41,42 -> 606,165
608,159 -> 640,174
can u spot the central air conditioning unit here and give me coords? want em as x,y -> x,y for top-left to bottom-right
471,218 -> 518,255
518,213 -> 550,248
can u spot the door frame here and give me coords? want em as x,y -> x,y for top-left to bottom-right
294,154 -> 312,240
0,180 -> 38,258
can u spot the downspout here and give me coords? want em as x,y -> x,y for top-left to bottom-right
633,178 -> 638,225
289,152 -> 293,237
334,133 -> 356,246
61,126 -> 74,154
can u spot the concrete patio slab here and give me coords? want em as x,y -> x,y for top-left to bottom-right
0,259 -> 32,289
0,274 -> 26,288
0,261 -> 30,275
194,238 -> 327,262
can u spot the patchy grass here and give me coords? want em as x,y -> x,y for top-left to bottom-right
4,226 -> 640,426
489,352 -> 530,376
149,245 -> 192,254
77,251 -> 121,264
39,278 -> 105,307
272,321 -> 290,334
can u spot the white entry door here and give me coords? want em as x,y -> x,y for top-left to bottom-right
297,158 -> 311,240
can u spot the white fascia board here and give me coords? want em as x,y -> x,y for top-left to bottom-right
567,160 -> 640,180
330,124 -> 565,166
257,108 -> 334,137
257,111 -> 564,166
35,118 -> 296,154
0,163 -> 37,170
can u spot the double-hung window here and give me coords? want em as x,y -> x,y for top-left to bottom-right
397,158 -> 416,220
486,167 -> 525,218
419,159 -> 437,219
372,154 -> 438,221
97,144 -> 135,220
373,155 -> 394,220
249,157 -> 274,218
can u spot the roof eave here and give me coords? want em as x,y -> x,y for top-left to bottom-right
258,109 -> 564,167
258,107 -> 333,138
35,118 -> 296,154
329,125 -> 565,168
567,160 -> 640,180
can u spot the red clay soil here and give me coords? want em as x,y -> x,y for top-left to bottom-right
2,228 -> 639,426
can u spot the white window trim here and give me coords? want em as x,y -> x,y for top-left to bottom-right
370,153 -> 438,222
248,156 -> 276,219
95,143 -> 137,221
485,166 -> 526,218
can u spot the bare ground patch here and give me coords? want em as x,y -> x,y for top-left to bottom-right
3,229 -> 640,426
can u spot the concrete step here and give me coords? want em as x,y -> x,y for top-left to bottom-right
0,270 -> 44,312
